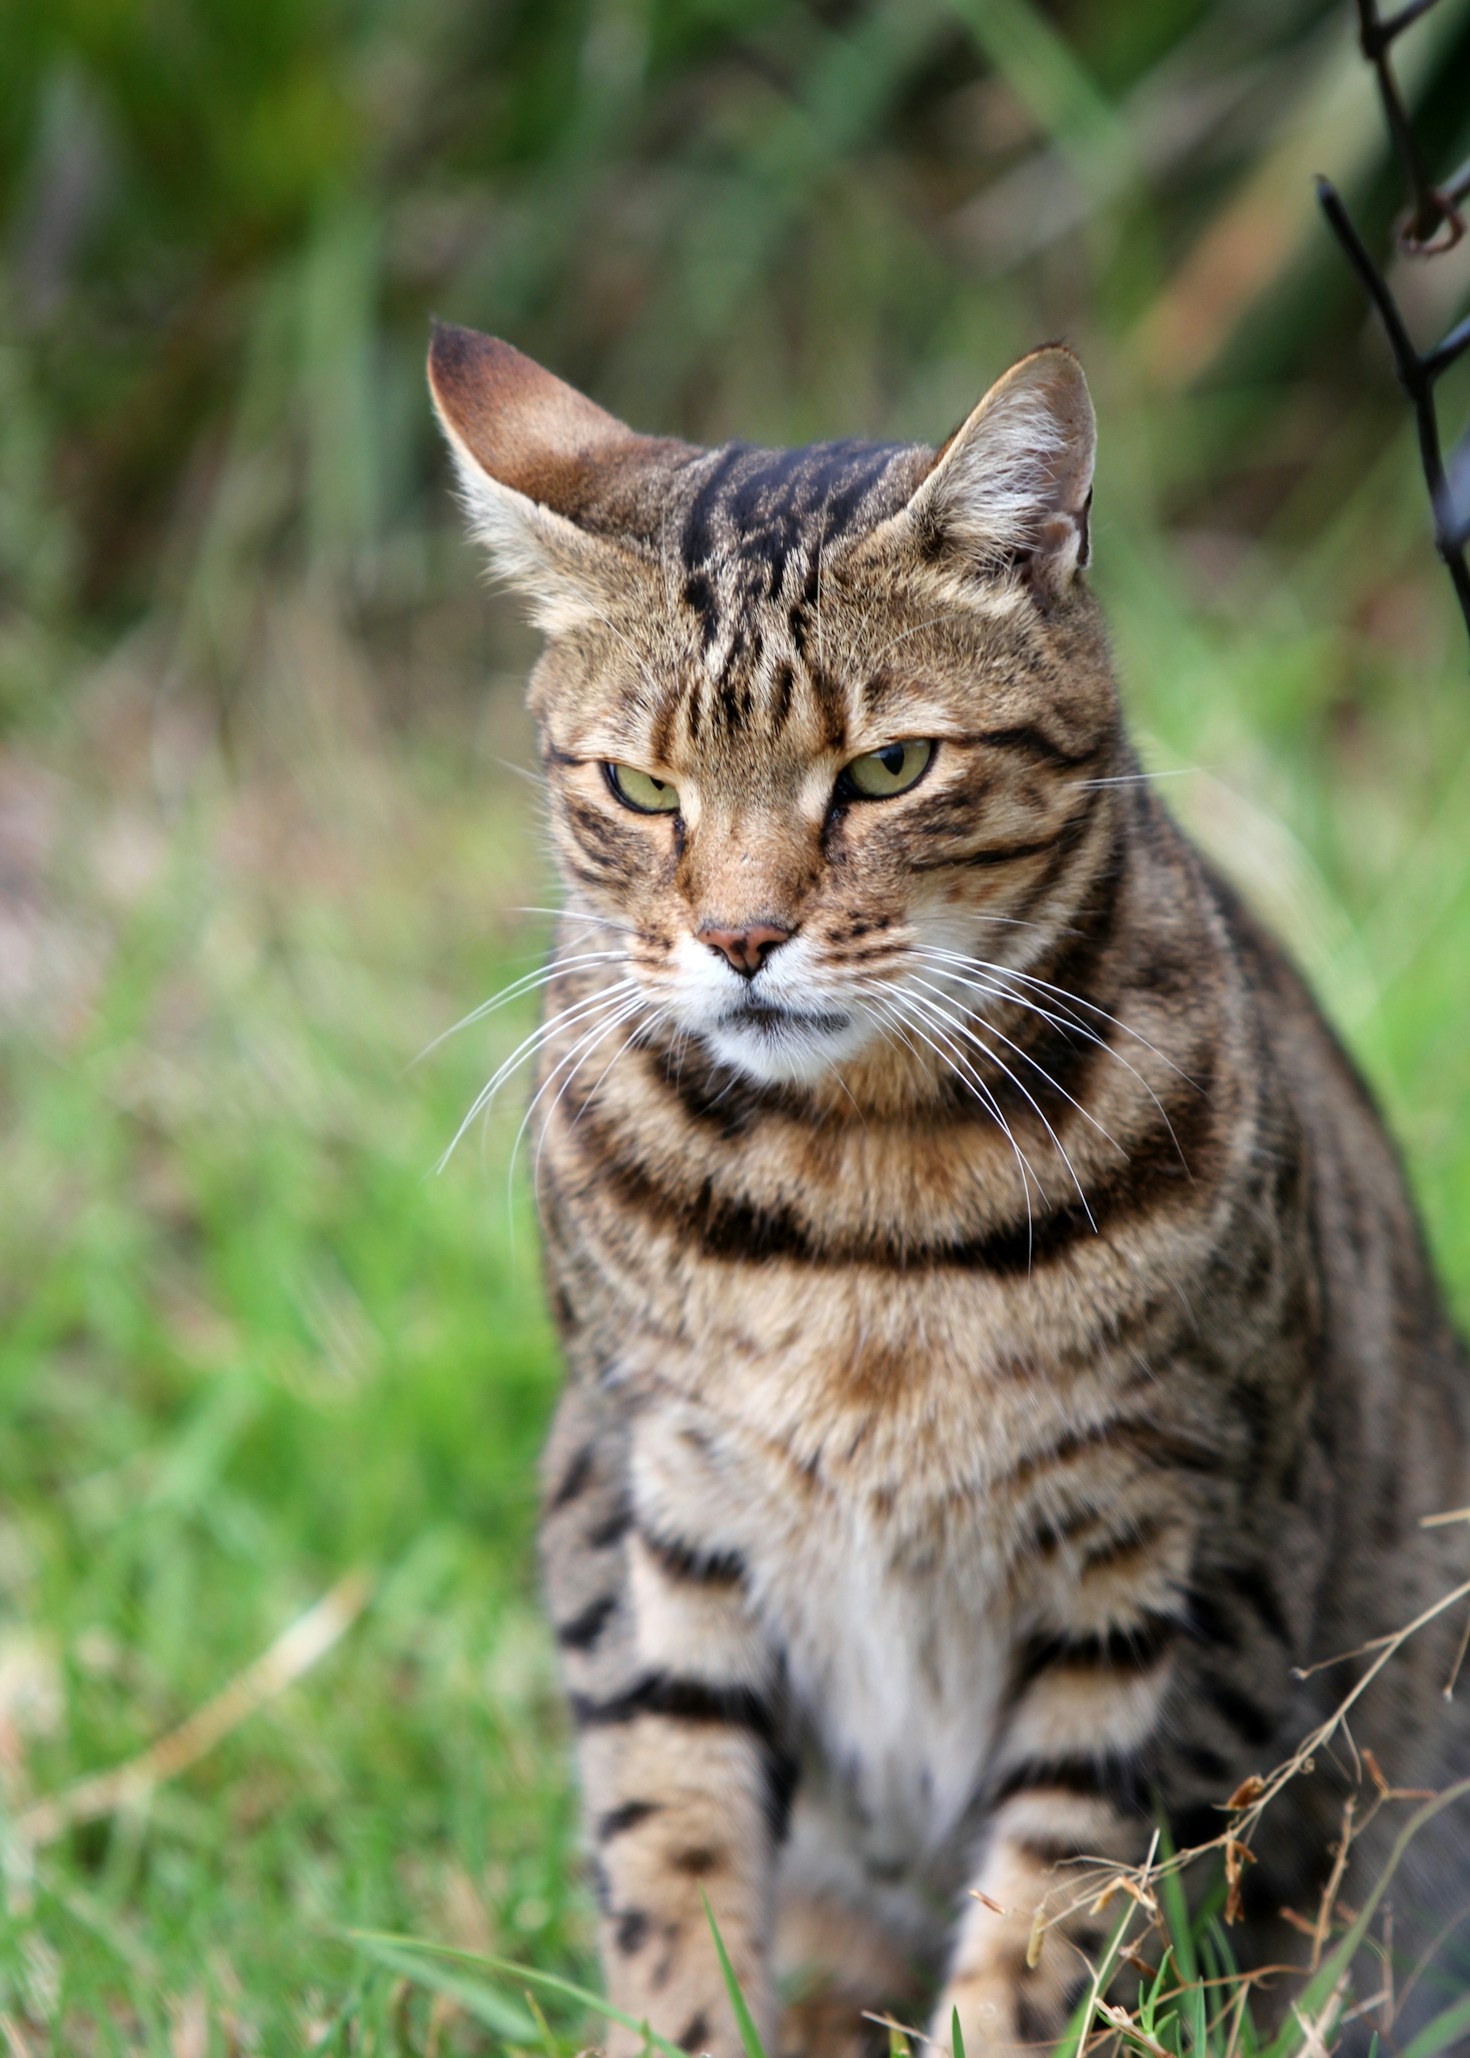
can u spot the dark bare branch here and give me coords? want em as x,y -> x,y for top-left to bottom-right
1320,0 -> 1470,659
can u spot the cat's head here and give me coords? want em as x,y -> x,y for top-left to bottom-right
430,323 -> 1122,1094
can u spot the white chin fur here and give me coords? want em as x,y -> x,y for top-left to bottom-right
664,932 -> 877,1086
698,1011 -> 875,1086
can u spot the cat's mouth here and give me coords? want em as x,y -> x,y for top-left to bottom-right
720,999 -> 851,1038
694,985 -> 874,1085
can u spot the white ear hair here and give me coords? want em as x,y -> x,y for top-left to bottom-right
439,420 -> 614,637
901,347 -> 1096,583
427,322 -> 663,636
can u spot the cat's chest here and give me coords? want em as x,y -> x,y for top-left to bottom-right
629,1387 -> 1017,1856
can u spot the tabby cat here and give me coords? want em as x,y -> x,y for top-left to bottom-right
428,321 -> 1470,2055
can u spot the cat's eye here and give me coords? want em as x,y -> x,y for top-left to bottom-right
605,763 -> 681,814
839,740 -> 934,801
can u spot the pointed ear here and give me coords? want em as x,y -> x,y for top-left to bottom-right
427,322 -> 668,633
868,347 -> 1095,590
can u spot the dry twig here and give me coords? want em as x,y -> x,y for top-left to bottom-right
14,1571 -> 371,1848
1317,0 -> 1470,655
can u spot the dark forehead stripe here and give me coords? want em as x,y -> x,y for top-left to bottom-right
670,438 -> 927,741
677,439 -> 920,581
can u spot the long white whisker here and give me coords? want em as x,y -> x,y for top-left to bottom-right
854,982 -> 1044,1241
486,754 -> 548,789
512,995 -> 649,1206
578,605 -> 667,708
534,1003 -> 677,1194
891,981 -> 1095,1229
1066,768 -> 1199,790
912,950 -> 1095,1043
863,610 -> 981,672
570,1007 -> 667,1139
912,947 -> 1190,1165
906,971 -> 1125,1163
879,988 -> 1040,1264
410,952 -> 627,1069
917,945 -> 1189,1078
508,905 -> 645,938
436,980 -> 639,1172
814,508 -> 829,675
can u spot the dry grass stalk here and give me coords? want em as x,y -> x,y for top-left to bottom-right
999,1535 -> 1470,2052
15,1571 -> 371,1848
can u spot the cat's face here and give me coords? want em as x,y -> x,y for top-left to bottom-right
430,325 -> 1120,1092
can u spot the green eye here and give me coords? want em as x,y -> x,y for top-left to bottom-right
840,740 -> 933,800
605,762 -> 681,814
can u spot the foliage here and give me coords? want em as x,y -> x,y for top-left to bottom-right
1,0 -> 1469,2048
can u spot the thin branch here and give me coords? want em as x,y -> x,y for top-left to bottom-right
14,1571 -> 371,1847
1354,0 -> 1447,246
1424,312 -> 1470,381
1317,0 -> 1470,660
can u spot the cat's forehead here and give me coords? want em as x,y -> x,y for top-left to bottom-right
665,437 -> 928,584
611,437 -> 933,768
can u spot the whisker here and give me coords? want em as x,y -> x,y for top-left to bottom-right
911,947 -> 1170,1107
853,982 -> 1045,1247
1066,767 -> 1200,790
436,980 -> 640,1172
578,604 -> 667,709
539,1000 -> 671,1185
892,982 -> 1096,1229
912,947 -> 1193,1167
408,951 -> 627,1069
513,994 -> 649,1204
508,905 -> 645,938
569,1007 -> 667,1140
814,507 -> 829,675
916,944 -> 1190,1079
486,754 -> 549,790
905,971 -> 1126,1165
862,609 -> 984,672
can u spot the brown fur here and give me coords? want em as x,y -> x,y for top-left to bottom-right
430,324 -> 1470,2056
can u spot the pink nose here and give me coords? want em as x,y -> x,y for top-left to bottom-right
698,922 -> 792,978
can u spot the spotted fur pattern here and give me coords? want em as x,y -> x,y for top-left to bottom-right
429,324 -> 1470,2056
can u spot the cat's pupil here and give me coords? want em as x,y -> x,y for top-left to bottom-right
879,745 -> 905,775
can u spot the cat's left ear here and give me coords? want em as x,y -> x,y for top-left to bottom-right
427,322 -> 676,634
868,347 -> 1095,590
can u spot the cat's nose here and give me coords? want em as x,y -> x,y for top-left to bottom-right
698,921 -> 793,978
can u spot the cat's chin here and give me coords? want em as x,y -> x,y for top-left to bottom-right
699,1005 -> 870,1087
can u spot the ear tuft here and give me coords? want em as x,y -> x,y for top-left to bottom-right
903,347 -> 1097,586
427,323 -> 669,633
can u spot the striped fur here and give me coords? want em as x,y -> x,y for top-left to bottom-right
430,326 -> 1470,2056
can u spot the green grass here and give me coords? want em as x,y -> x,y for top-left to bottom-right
1,565 -> 1467,2049
0,715 -> 596,2049
3,0 -> 1470,2046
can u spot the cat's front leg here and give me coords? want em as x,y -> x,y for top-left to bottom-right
929,1785 -> 1135,2053
930,1572 -> 1184,2051
542,1400 -> 788,2058
929,1552 -> 1295,2053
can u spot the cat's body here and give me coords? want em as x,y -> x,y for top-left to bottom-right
429,323 -> 1470,2054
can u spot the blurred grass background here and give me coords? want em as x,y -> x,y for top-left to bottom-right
2,0 -> 1470,2048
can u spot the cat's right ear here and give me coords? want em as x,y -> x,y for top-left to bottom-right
856,346 -> 1096,596
428,323 -> 651,634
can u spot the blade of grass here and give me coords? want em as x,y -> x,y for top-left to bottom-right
702,1892 -> 768,2058
523,1986 -> 562,2058
944,0 -> 1131,177
1402,1991 -> 1470,2058
348,1936 -> 540,2041
1260,1776 -> 1470,2057
1154,1832 -> 1199,1990
347,1930 -> 688,2058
